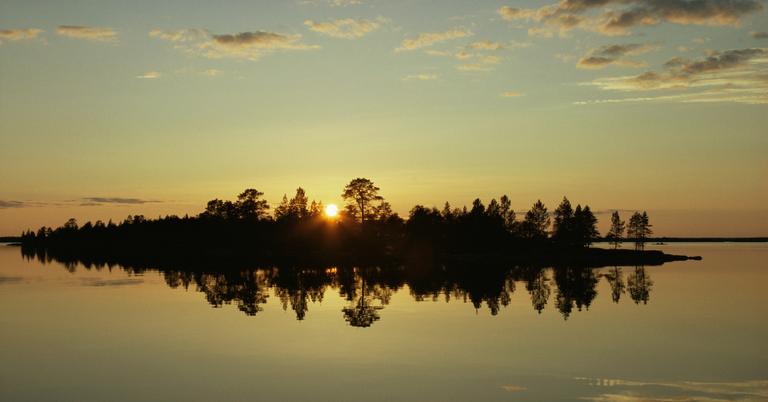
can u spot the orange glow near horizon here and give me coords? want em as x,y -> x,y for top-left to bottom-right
325,204 -> 339,218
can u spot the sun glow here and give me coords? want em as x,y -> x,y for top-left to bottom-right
325,204 -> 339,218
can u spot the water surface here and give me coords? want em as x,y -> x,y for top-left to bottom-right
1,243 -> 766,402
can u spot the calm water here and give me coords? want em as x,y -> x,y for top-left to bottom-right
1,243 -> 766,402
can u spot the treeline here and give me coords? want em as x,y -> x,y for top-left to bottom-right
20,178 -> 654,261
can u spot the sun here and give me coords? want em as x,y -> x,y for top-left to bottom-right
325,204 -> 339,218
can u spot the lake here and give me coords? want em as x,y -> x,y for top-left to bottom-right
1,243 -> 766,402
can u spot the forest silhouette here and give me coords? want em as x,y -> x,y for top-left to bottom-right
20,178 -> 693,267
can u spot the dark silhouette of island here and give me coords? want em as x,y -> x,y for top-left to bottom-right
19,249 -> 655,324
18,178 -> 699,266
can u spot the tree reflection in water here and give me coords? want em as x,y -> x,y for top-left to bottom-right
21,248 -> 655,326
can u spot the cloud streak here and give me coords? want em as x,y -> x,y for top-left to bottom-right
577,43 -> 657,69
396,28 -> 471,51
137,71 -> 161,79
499,0 -> 764,36
0,28 -> 43,44
150,28 -> 317,60
57,25 -> 117,42
304,18 -> 384,39
580,47 -> 768,104
81,197 -> 159,205
0,200 -> 25,209
403,73 -> 438,81
501,91 -> 525,97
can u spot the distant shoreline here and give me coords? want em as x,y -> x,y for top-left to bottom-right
595,237 -> 768,243
5,236 -> 766,244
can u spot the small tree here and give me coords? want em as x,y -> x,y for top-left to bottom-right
236,189 -> 270,220
576,205 -> 599,247
288,187 -> 309,218
341,178 -> 384,224
499,195 -> 517,232
521,200 -> 550,240
606,211 -> 626,249
274,194 -> 290,220
627,211 -> 653,250
552,197 -> 574,244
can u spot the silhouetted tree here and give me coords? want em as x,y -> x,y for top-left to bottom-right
499,195 -> 517,232
606,211 -> 626,249
236,189 -> 270,220
341,178 -> 384,224
553,197 -> 575,244
628,211 -> 653,250
573,205 -> 599,247
520,200 -> 550,240
289,187 -> 309,218
274,194 -> 290,220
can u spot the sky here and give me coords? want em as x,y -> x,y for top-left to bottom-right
1,0 -> 767,237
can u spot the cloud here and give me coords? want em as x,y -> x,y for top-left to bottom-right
447,40 -> 527,72
577,377 -> 768,402
0,200 -> 25,208
425,49 -> 452,57
457,55 -> 502,72
81,197 -> 158,205
56,25 -> 117,42
577,43 -> 657,69
752,31 -> 768,39
468,40 -> 505,51
580,47 -> 768,104
137,71 -> 161,79
498,7 -> 537,21
149,28 -> 208,42
304,18 -> 383,39
403,73 -> 438,81
498,0 -> 764,36
203,68 -> 222,76
501,385 -> 527,392
501,91 -> 525,97
396,28 -> 471,51
0,28 -> 43,44
329,0 -> 361,5
150,28 -> 317,60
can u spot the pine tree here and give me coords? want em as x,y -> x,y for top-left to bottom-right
606,211 -> 626,249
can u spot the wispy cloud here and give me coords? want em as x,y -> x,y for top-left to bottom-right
329,0 -> 361,6
501,385 -> 526,392
0,200 -> 25,208
150,28 -> 318,60
0,28 -> 44,44
57,25 -> 117,42
577,43 -> 657,69
579,47 -> 768,104
577,377 -> 768,402
136,71 -> 161,79
500,91 -> 525,97
304,17 -> 384,39
457,55 -> 501,72
403,73 -> 438,81
396,28 -> 471,51
752,31 -> 768,39
498,0 -> 764,37
81,197 -> 159,205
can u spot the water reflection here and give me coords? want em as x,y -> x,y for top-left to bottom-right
21,248 -> 655,326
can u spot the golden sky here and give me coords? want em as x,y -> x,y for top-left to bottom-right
1,0 -> 767,236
